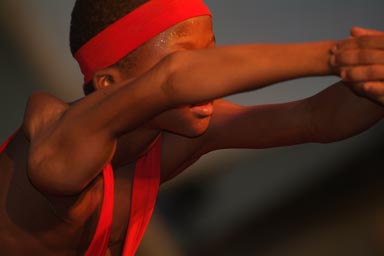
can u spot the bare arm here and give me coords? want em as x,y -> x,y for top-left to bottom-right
185,80 -> 383,162
26,41 -> 335,195
193,32 -> 384,152
166,41 -> 334,105
196,99 -> 313,152
307,81 -> 384,143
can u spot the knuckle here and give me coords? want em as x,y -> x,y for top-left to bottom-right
367,65 -> 379,77
334,53 -> 342,64
337,50 -> 363,65
346,68 -> 359,81
338,52 -> 351,64
358,51 -> 368,63
377,52 -> 384,64
361,82 -> 373,92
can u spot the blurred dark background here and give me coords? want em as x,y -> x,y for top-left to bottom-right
0,1 -> 383,255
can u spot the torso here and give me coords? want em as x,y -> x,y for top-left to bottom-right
0,131 -> 139,255
0,93 -> 207,255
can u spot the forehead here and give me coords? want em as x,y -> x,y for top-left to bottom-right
175,16 -> 213,37
172,16 -> 213,36
124,16 -> 214,77
163,16 -> 215,49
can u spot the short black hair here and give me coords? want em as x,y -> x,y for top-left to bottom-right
70,0 -> 149,95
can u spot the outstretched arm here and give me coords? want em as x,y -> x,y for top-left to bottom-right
166,41 -> 334,105
191,81 -> 383,155
188,30 -> 384,154
26,40 -> 336,195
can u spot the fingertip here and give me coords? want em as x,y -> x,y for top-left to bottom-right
350,26 -> 365,37
340,68 -> 348,81
363,81 -> 384,94
350,26 -> 383,37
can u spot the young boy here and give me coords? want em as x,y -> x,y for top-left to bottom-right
0,0 -> 383,255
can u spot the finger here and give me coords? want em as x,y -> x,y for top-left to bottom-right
363,81 -> 384,96
334,36 -> 384,53
341,65 -> 384,82
346,82 -> 370,98
351,27 -> 384,37
331,49 -> 384,66
348,81 -> 384,106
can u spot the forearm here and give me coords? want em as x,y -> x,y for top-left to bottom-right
307,81 -> 384,143
167,41 -> 336,104
62,41 -> 337,137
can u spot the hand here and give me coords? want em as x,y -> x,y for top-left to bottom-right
331,28 -> 384,81
330,27 -> 384,106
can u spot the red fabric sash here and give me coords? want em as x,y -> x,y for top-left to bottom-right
74,0 -> 212,83
1,130 -> 161,255
123,135 -> 162,255
0,130 -> 114,256
0,130 -> 19,153
85,164 -> 114,256
85,136 -> 162,256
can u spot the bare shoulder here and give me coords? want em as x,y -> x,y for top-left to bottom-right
23,92 -> 69,139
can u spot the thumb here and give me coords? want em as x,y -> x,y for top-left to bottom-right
350,26 -> 383,37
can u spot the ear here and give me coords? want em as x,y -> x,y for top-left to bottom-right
92,67 -> 121,91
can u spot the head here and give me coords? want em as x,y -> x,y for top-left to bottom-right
70,0 -> 216,137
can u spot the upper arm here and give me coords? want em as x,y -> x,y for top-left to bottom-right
25,87 -> 164,195
23,92 -> 83,195
24,79 -> 167,196
23,93 -> 105,196
23,55 -> 176,195
198,99 -> 314,153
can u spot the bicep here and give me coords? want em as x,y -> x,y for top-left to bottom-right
200,99 -> 313,153
25,93 -> 118,195
26,60 -> 173,194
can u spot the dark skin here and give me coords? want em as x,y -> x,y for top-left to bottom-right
1,17 -> 383,255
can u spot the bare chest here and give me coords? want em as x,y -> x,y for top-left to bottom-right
0,154 -> 80,254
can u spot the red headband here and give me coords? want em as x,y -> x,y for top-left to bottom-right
74,0 -> 212,83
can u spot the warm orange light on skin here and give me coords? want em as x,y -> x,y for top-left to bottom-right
98,16 -> 216,167
98,16 -> 216,138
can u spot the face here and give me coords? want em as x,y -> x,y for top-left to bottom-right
98,16 -> 216,137
134,16 -> 216,137
147,16 -> 216,137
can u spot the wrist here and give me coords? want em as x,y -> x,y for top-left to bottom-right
313,40 -> 339,76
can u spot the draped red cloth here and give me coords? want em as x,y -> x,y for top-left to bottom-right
86,136 -> 162,256
85,164 -> 114,256
0,130 -> 18,153
1,131 -> 161,256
